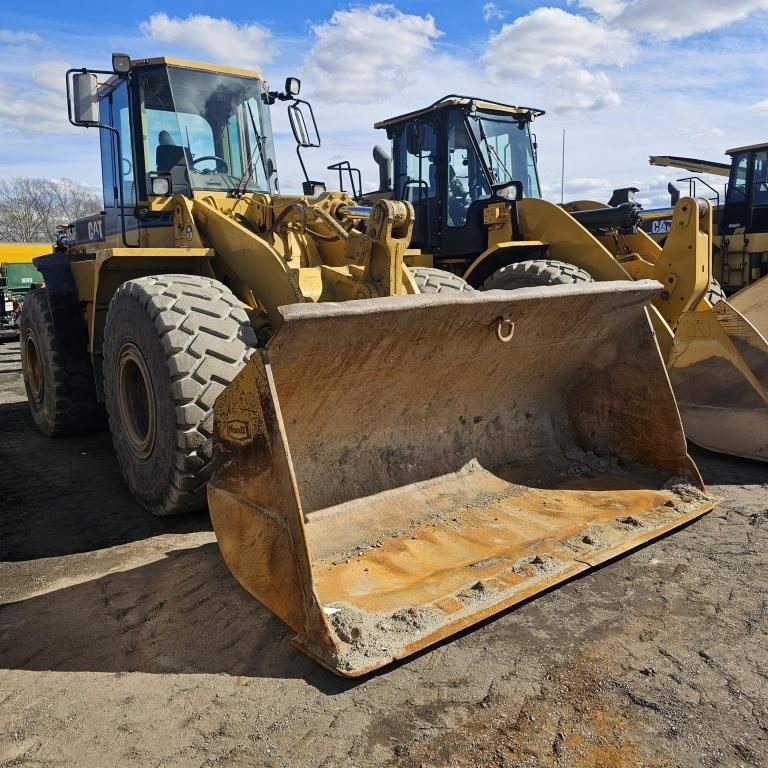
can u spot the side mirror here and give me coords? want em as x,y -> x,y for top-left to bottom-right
288,101 -> 320,148
492,180 -> 523,201
608,187 -> 639,207
285,77 -> 301,98
406,123 -> 424,156
303,180 -> 326,196
70,72 -> 99,126
668,182 -> 681,206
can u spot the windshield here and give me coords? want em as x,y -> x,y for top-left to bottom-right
138,65 -> 278,195
468,113 -> 540,198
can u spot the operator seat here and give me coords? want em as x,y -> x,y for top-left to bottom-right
156,131 -> 188,172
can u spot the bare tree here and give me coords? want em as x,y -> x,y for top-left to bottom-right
0,177 -> 101,243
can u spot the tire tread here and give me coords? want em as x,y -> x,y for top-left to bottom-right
482,260 -> 593,290
410,267 -> 473,294
103,275 -> 256,516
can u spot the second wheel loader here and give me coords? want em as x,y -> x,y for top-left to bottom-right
20,59 -> 713,676
371,95 -> 768,463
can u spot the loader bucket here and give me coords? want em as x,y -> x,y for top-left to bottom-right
668,276 -> 768,461
208,280 -> 714,676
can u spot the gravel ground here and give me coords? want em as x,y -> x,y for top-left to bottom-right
1,338 -> 766,768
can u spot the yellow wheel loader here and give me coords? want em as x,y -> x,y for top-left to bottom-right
643,145 -> 768,294
21,60 -> 713,676
371,95 -> 768,464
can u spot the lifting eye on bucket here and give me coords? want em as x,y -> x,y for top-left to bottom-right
496,316 -> 515,342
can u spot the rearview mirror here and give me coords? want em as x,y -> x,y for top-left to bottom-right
492,180 -> 523,201
288,101 -> 320,148
406,123 -> 424,156
71,72 -> 99,126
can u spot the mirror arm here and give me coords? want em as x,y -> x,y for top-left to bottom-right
296,144 -> 310,184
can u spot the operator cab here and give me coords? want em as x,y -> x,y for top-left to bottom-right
66,54 -> 300,247
721,142 -> 768,236
375,96 -> 543,263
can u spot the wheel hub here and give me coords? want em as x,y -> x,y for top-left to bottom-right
24,330 -> 44,404
116,342 -> 157,460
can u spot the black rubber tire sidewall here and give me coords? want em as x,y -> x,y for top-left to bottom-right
103,291 -> 177,514
19,290 -> 60,437
19,288 -> 102,437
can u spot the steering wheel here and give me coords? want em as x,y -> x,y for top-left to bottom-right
191,155 -> 229,174
122,157 -> 133,176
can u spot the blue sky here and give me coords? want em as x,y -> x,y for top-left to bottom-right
1,1 -> 767,206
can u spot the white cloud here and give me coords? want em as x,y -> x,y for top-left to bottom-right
139,13 -> 277,70
483,8 -> 633,79
687,126 -> 725,142
575,0 -> 626,18
749,99 -> 768,113
30,60 -> 69,93
482,8 -> 630,113
0,29 -> 42,44
578,0 -> 768,39
0,80 -> 66,133
553,69 -> 621,111
483,2 -> 505,22
303,4 -> 442,102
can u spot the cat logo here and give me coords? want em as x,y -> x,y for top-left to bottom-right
226,419 -> 250,443
87,219 -> 103,240
651,219 -> 671,235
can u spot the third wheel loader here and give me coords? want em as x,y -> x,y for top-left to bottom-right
21,61 -> 713,676
370,95 -> 768,463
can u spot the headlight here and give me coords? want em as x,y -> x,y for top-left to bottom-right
151,175 -> 171,196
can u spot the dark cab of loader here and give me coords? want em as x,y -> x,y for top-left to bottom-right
374,96 -> 544,265
721,143 -> 768,237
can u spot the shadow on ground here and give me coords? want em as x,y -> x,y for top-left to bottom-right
0,541 -> 351,692
691,446 -> 768,487
0,400 -> 211,561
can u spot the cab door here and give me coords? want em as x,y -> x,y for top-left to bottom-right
721,152 -> 750,235
747,149 -> 768,234
392,120 -> 440,254
98,79 -> 139,245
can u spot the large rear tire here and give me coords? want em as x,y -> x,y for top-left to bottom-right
102,275 -> 257,516
19,288 -> 102,437
410,267 -> 473,293
705,279 -> 726,305
482,260 -> 593,290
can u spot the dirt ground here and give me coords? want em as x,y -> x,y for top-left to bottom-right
1,337 -> 767,768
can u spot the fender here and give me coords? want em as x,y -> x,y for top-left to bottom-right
33,249 -> 91,357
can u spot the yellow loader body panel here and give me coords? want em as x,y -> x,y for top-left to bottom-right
209,281 -> 713,676
562,197 -> 768,463
668,276 -> 768,460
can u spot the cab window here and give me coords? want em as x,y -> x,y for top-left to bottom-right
98,80 -> 135,208
752,150 -> 768,206
446,111 -> 490,227
727,152 -> 749,203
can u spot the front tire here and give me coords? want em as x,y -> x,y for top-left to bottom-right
102,275 -> 257,516
410,267 -> 473,293
19,288 -> 102,436
482,260 -> 593,290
